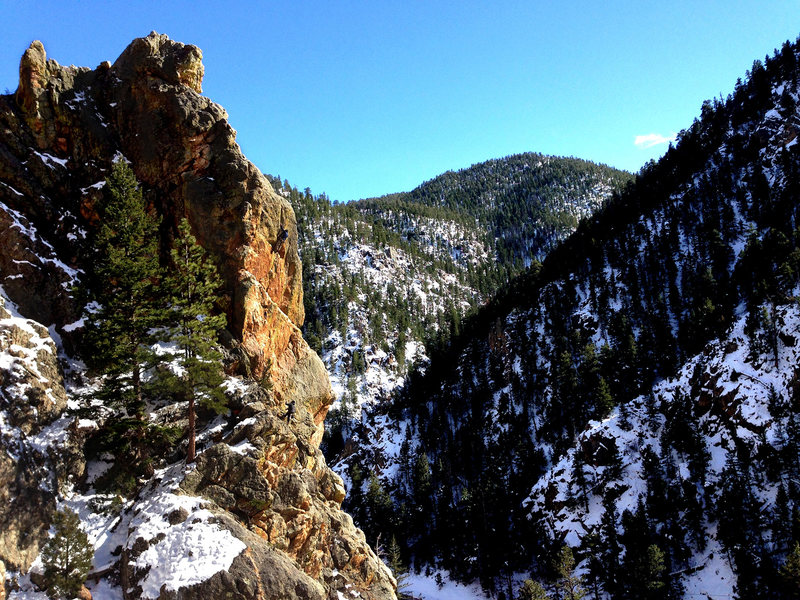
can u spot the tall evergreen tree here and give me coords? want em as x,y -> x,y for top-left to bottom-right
386,535 -> 411,599
364,471 -> 395,541
555,545 -> 586,600
640,544 -> 667,599
159,218 -> 227,463
517,579 -> 551,600
83,160 -> 162,489
41,508 -> 94,600
780,542 -> 800,599
85,160 -> 161,415
599,494 -> 621,596
582,529 -> 604,600
411,450 -> 435,564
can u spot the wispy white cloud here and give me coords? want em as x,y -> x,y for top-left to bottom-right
634,132 -> 677,149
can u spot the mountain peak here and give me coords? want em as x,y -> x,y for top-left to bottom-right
112,31 -> 204,93
15,39 -> 59,118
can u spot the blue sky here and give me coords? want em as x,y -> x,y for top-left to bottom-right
1,1 -> 798,201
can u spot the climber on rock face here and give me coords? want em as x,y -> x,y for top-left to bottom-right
282,399 -> 296,423
275,225 -> 289,251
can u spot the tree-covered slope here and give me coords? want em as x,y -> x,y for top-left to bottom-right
337,37 -> 800,599
357,153 -> 632,274
270,157 -> 630,455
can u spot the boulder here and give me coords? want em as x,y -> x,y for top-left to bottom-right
0,311 -> 67,433
135,511 -> 328,600
112,32 -> 204,94
77,585 -> 92,600
181,438 -> 395,600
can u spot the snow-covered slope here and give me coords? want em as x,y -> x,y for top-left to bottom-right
1,300 -> 394,599
528,302 -> 800,598
332,37 -> 800,598
280,155 -> 629,454
11,463 -> 247,600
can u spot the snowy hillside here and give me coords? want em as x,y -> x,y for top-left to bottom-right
1,291 -> 391,599
274,155 -> 629,455
528,302 -> 800,598
332,38 -> 800,598
10,463 -> 247,600
0,289 -> 266,598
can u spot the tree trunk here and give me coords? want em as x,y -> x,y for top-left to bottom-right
132,362 -> 143,416
187,392 -> 196,463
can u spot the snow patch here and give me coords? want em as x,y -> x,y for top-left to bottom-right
33,151 -> 68,169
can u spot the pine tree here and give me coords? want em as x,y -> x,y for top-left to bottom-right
412,452 -> 433,500
83,160 -> 163,490
582,528 -> 604,599
572,452 -> 590,511
387,535 -> 411,598
605,441 -> 624,483
41,508 -> 94,599
517,579 -> 551,600
159,218 -> 227,463
773,482 -> 791,550
555,545 -> 586,600
345,463 -> 366,523
411,451 -> 434,560
85,160 -> 161,415
780,542 -> 800,599
364,472 -> 395,543
595,376 -> 614,419
599,493 -> 621,596
641,544 -> 667,598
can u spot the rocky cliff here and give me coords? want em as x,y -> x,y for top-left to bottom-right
0,33 -> 395,599
0,292 -> 66,575
5,31 -> 318,402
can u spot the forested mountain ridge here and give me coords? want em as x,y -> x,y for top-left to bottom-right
355,153 -> 632,273
268,157 -> 630,453
336,37 -> 800,598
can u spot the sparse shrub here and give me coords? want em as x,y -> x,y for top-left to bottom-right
88,495 -> 124,517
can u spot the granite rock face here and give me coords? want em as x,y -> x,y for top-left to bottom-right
4,31 -> 313,390
114,385 -> 395,600
178,400 -> 396,599
0,295 -> 67,572
2,30 -> 332,437
0,33 -> 392,599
